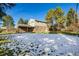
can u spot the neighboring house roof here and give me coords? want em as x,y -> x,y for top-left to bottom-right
1,27 -> 7,29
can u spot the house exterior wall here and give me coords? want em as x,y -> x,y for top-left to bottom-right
33,26 -> 49,33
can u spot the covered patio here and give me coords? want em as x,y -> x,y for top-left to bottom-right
17,24 -> 34,33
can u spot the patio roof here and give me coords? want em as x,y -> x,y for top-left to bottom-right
17,24 -> 35,28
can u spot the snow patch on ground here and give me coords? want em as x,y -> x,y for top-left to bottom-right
43,38 -> 55,44
59,34 -> 77,45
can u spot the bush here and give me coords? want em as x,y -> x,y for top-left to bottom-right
0,29 -> 3,33
49,31 -> 79,35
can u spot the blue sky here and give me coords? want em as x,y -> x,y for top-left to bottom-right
6,3 -> 78,25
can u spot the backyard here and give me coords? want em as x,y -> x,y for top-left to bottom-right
0,33 -> 79,56
0,3 -> 79,56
